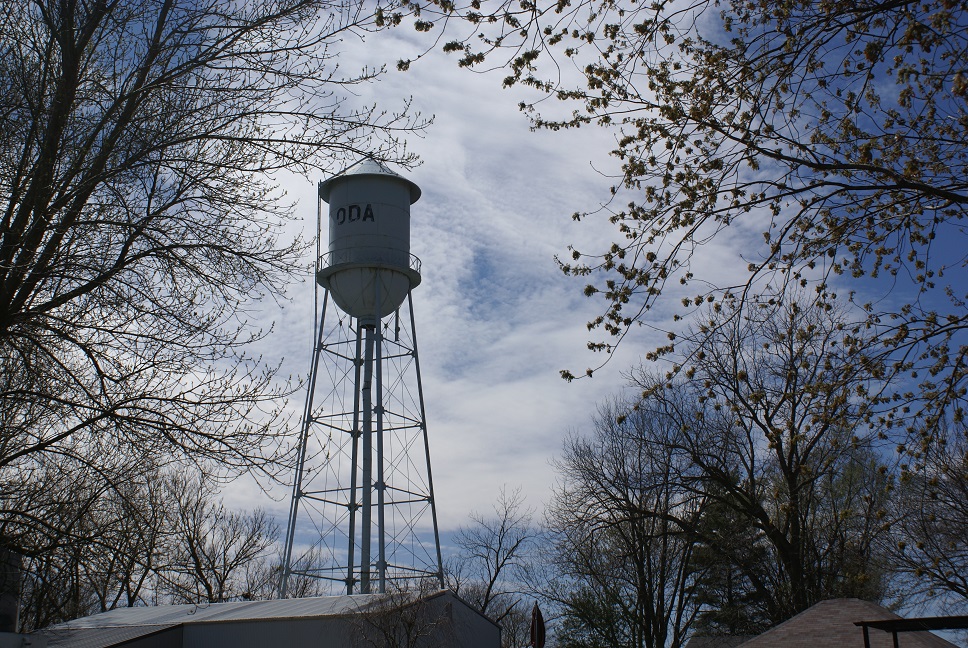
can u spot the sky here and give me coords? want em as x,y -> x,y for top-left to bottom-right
183,4 -> 968,630
237,18 -> 736,541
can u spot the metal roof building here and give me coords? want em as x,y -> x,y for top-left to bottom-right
34,591 -> 499,648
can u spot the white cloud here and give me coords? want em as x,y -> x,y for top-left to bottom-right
229,23 -> 742,541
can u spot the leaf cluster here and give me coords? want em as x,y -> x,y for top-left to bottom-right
405,0 -> 968,441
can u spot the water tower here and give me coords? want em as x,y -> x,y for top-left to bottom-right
279,160 -> 443,597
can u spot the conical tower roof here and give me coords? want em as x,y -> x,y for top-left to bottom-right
318,158 -> 421,203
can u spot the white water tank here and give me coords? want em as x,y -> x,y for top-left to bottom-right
316,160 -> 422,320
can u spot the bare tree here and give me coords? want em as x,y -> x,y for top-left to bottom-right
0,0 -> 427,581
629,293 -> 894,622
541,292 -> 898,647
275,546 -> 328,600
546,399 -> 703,648
0,0 -> 428,625
13,465 -> 286,629
892,419 -> 968,604
445,488 -> 539,648
85,470 -> 169,612
13,453 -> 163,630
354,581 -> 457,648
161,473 -> 279,604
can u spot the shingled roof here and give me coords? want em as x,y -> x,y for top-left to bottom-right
738,599 -> 959,648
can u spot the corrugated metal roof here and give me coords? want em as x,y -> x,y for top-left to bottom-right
47,594 -> 386,629
41,623 -> 178,648
34,591 -> 499,648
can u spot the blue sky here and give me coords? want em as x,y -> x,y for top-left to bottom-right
224,9 -> 968,600
221,6 -> 968,629
238,19 -> 812,541
234,25 -> 661,534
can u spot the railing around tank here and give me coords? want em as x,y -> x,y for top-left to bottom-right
317,248 -> 422,275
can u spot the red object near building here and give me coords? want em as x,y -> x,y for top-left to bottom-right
530,602 -> 546,648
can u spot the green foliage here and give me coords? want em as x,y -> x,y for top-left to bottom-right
555,587 -> 641,648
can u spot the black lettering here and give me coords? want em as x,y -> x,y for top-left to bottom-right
334,203 -> 375,225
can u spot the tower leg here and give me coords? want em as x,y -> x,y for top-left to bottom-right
281,279 -> 442,598
373,292 -> 387,594
360,323 -> 374,594
279,292 -> 330,599
346,324 -> 364,595
407,293 -> 446,589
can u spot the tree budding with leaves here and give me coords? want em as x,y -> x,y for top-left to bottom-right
544,293 -> 895,642
403,0 -> 968,452
401,0 -> 968,607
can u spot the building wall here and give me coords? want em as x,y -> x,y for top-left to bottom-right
184,618 -> 352,648
125,626 -> 183,648
179,596 -> 500,648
